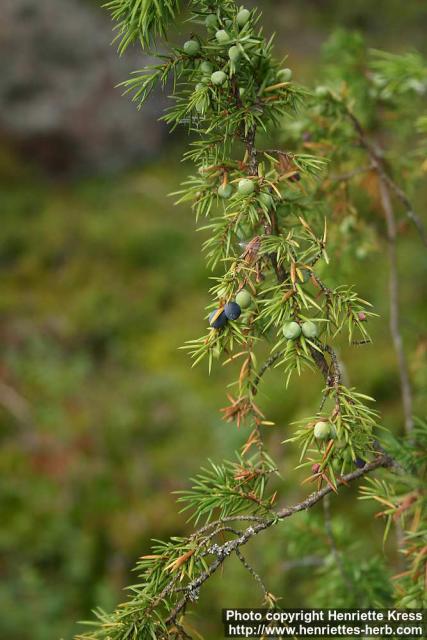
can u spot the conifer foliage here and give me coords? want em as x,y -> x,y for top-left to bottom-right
77,1 -> 427,637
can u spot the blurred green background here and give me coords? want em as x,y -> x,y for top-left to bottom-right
0,1 -> 426,639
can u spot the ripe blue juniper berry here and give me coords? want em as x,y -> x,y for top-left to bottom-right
76,1 -> 427,636
224,301 -> 241,320
209,309 -> 228,329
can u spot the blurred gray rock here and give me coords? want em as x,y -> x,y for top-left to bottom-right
0,0 -> 167,174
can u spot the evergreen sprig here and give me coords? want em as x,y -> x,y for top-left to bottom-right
76,2 -> 427,637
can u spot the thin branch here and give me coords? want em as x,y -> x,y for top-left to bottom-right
275,455 -> 393,517
345,108 -> 427,247
333,349 -> 351,387
346,108 -> 414,435
252,351 -> 283,392
378,178 -> 414,434
190,514 -> 268,540
308,344 -> 332,385
381,171 -> 427,248
171,622 -> 193,640
165,454 -> 392,626
330,164 -> 374,182
235,548 -> 269,598
245,126 -> 259,177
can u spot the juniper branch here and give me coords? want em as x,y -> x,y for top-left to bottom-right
77,4 -> 425,637
165,454 -> 392,627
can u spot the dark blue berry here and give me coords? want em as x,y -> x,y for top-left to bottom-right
224,301 -> 241,321
209,309 -> 227,329
355,457 -> 366,469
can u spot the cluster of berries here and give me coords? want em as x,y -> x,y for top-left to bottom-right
183,8 -> 294,199
283,320 -> 318,340
183,7 -> 252,90
312,421 -> 366,469
184,6 -> 292,108
209,289 -> 252,329
218,178 -> 255,199
283,314 -> 366,342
